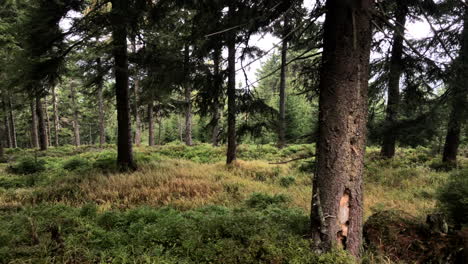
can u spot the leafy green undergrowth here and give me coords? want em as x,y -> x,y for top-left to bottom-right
1,144 -> 467,263
0,202 -> 354,264
437,168 -> 468,227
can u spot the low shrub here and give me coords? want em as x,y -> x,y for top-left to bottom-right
8,157 -> 46,175
437,168 -> 468,227
0,204 -> 355,264
63,157 -> 91,171
298,159 -> 316,173
93,151 -> 118,173
279,176 -> 296,187
246,192 -> 289,209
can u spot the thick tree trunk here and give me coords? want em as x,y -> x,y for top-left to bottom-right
52,86 -> 60,147
44,97 -> 52,147
7,95 -> 17,148
310,0 -> 373,257
380,0 -> 407,158
226,4 -> 237,164
70,82 -> 81,147
148,101 -> 155,146
278,16 -> 289,149
212,47 -> 222,147
443,7 -> 468,164
111,0 -> 136,171
96,57 -> 106,147
30,101 -> 39,149
36,96 -> 48,151
3,99 -> 12,148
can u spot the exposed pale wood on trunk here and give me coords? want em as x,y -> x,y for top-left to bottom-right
310,0 -> 373,257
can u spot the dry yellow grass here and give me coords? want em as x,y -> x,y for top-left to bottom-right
0,156 -> 443,222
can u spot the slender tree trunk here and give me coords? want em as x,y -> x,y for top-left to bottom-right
310,0 -> 373,257
212,47 -> 222,147
158,115 -> 162,145
0,126 -> 4,160
148,101 -> 155,146
183,45 -> 193,146
44,97 -> 52,147
131,40 -> 141,146
36,96 -> 48,151
7,95 -> 17,148
111,0 -> 136,171
70,82 -> 81,147
52,86 -> 60,147
278,16 -> 289,149
443,7 -> 468,164
89,124 -> 93,145
226,4 -> 237,164
178,115 -> 183,142
133,79 -> 142,146
184,85 -> 193,146
2,99 -> 12,148
380,0 -> 407,158
30,101 -> 39,149
97,58 -> 106,146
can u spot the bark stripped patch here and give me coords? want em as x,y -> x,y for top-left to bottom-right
337,189 -> 351,249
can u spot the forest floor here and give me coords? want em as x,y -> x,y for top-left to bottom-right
0,143 -> 466,263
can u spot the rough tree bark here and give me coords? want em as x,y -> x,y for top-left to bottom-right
7,94 -> 17,148
96,57 -> 106,147
442,6 -> 468,164
111,0 -> 136,171
70,82 -> 81,147
380,0 -> 407,158
30,100 -> 39,149
310,0 -> 373,257
226,4 -> 237,164
36,96 -> 48,151
51,85 -> 60,147
278,16 -> 289,149
183,45 -> 193,146
148,101 -> 155,146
